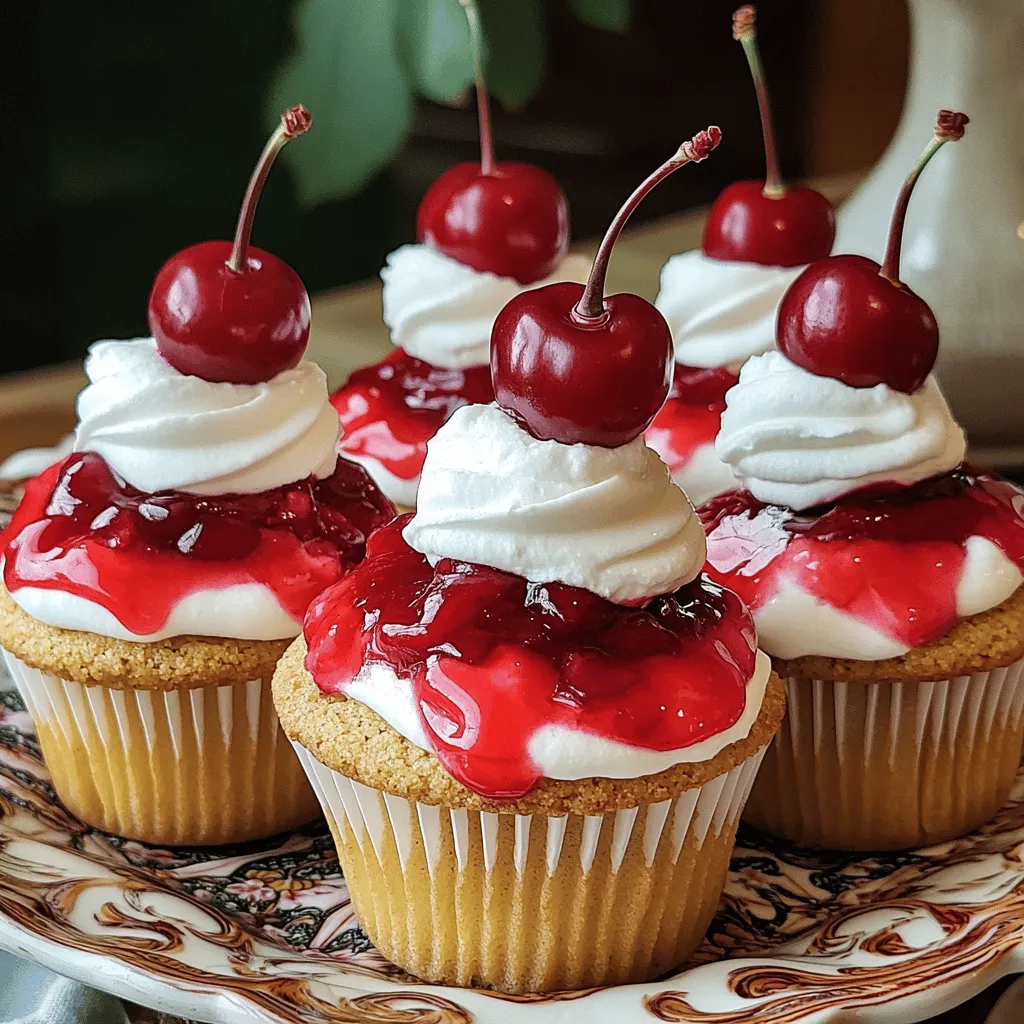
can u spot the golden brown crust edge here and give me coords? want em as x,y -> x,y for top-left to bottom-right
272,635 -> 787,816
0,583 -> 289,689
774,584 -> 1024,684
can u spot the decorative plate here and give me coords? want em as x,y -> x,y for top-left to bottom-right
1,672 -> 1024,1024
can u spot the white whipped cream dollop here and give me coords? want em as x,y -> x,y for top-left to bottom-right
344,649 -> 772,779
74,339 -> 339,495
716,351 -> 966,511
655,252 -> 805,369
381,245 -> 592,369
403,403 -> 707,605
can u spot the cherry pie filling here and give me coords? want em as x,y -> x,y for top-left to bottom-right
332,349 -> 493,483
304,516 -> 759,798
646,364 -> 738,472
699,469 -> 1024,650
2,451 -> 394,636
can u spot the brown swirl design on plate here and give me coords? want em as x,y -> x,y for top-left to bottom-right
0,682 -> 1023,1022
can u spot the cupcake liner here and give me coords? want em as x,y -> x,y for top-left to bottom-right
744,658 -> 1024,850
292,741 -> 766,993
3,652 -> 318,845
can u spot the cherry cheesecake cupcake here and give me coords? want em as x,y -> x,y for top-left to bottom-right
275,134 -> 786,993
330,0 -> 588,509
0,108 -> 394,845
701,112 -> 1024,851
646,6 -> 835,503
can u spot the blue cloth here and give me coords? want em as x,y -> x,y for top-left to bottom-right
0,953 -> 130,1023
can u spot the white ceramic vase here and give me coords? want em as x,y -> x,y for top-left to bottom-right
835,0 -> 1024,453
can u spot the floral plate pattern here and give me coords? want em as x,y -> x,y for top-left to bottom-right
0,670 -> 1023,1024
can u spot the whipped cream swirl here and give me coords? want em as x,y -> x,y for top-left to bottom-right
74,339 -> 339,495
716,351 -> 966,511
403,403 -> 707,605
655,252 -> 806,369
381,245 -> 592,369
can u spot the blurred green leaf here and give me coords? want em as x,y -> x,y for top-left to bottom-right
268,0 -> 414,207
399,0 -> 475,103
478,0 -> 547,109
568,0 -> 632,32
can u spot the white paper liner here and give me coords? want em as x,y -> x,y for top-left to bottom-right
3,651 -> 316,843
782,661 -> 1024,767
745,657 -> 1024,849
292,741 -> 765,879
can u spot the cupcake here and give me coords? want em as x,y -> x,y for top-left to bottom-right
646,5 -> 835,504
0,107 -> 395,845
330,2 -> 588,510
275,132 -> 786,993
700,111 -> 1023,851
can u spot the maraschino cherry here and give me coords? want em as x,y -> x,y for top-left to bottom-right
415,0 -> 568,285
148,105 -> 313,385
702,6 -> 834,267
778,110 -> 969,395
491,128 -> 722,448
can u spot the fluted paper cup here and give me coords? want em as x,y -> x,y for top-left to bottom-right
744,658 -> 1024,850
4,651 -> 318,845
291,740 -> 766,993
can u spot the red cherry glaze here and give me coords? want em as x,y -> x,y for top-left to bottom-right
148,240 -> 311,385
778,254 -> 939,393
304,516 -> 758,798
148,105 -> 313,384
492,283 -> 673,448
491,129 -> 722,448
702,180 -> 835,267
417,162 -> 569,285
777,110 -> 968,395
646,364 -> 738,474
332,350 -> 493,486
2,452 -> 394,635
699,469 -> 1024,650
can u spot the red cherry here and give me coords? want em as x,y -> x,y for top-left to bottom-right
414,0 -> 568,285
778,110 -> 969,394
702,7 -> 834,267
492,128 -> 722,448
417,162 -> 568,285
148,105 -> 313,384
702,180 -> 835,266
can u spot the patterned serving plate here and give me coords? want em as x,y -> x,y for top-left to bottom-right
0,669 -> 1023,1024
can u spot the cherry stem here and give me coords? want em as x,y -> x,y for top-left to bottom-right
733,6 -> 783,198
460,0 -> 495,176
227,105 -> 312,274
572,128 -> 722,324
880,109 -> 969,284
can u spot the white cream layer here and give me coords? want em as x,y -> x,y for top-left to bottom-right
382,245 -> 592,370
655,251 -> 805,369
8,580 -> 300,643
404,403 -> 707,605
74,339 -> 339,496
345,650 -> 772,779
716,352 -> 967,511
340,450 -> 419,509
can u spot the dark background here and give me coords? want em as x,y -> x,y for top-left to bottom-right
0,0 -> 907,375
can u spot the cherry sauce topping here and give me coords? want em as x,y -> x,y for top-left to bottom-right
645,364 -> 738,473
3,452 -> 394,635
699,469 -> 1024,651
332,349 -> 493,484
304,516 -> 758,799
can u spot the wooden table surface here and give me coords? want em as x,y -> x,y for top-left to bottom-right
0,171 -> 1017,1021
